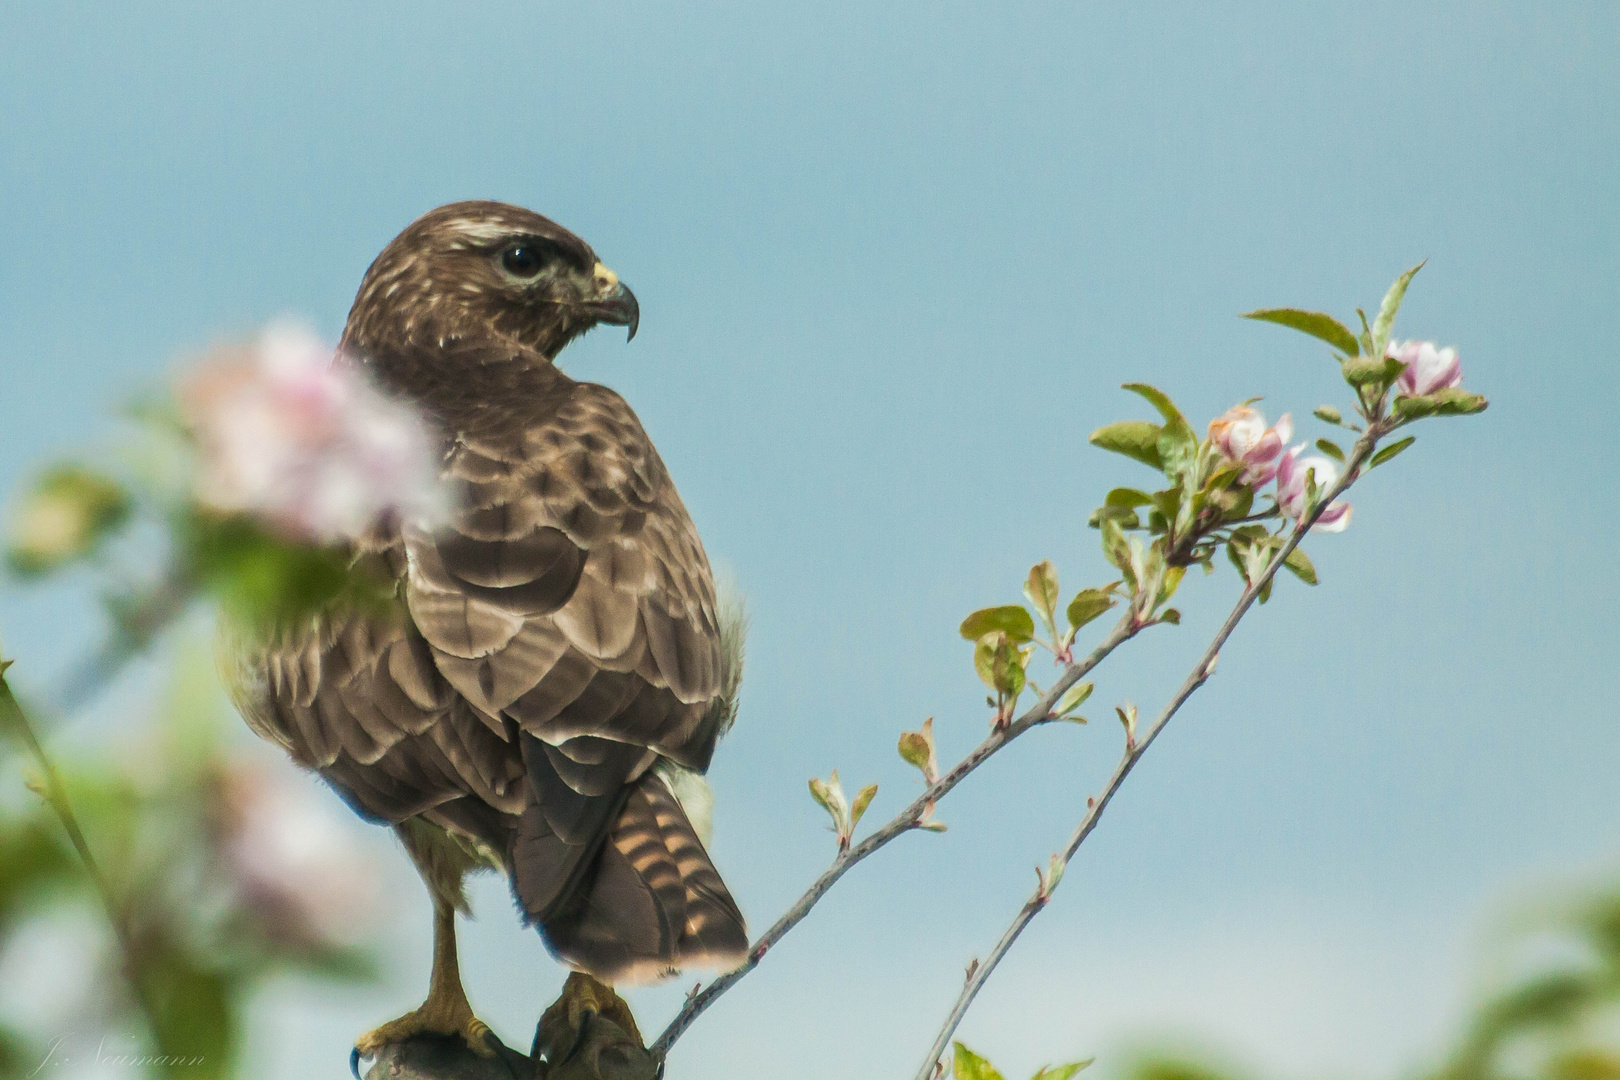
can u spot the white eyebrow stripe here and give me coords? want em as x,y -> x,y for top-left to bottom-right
443,219 -> 518,242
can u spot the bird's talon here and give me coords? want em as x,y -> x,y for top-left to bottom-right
354,1007 -> 497,1061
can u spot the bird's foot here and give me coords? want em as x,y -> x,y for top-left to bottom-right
354,999 -> 497,1068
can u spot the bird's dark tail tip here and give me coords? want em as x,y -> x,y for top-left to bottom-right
532,770 -> 747,985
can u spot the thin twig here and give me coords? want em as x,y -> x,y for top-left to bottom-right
648,617 -> 1145,1060
911,427 -> 1386,1079
0,660 -> 160,1036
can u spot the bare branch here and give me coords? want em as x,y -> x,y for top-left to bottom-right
911,425 -> 1388,1079
649,616 -> 1144,1061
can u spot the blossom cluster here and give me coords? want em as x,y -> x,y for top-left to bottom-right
1205,339 -> 1466,534
1209,404 -> 1351,532
180,321 -> 446,545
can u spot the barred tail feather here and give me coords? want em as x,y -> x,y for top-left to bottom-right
534,771 -> 747,984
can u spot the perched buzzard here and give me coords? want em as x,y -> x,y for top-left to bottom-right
226,201 -> 748,1056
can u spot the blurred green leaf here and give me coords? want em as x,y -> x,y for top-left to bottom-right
1130,1058 -> 1240,1080
1031,1062 -> 1093,1080
1158,608 -> 1181,625
1314,439 -> 1345,463
6,464 -> 132,577
1313,405 -> 1344,425
1090,421 -> 1165,470
954,1042 -> 1008,1080
1370,436 -> 1416,467
1240,308 -> 1361,357
186,513 -> 394,631
140,937 -> 236,1080
960,606 -> 1035,644
1372,260 -> 1427,357
1550,1050 -> 1620,1080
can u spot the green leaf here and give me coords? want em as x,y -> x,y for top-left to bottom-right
1240,308 -> 1361,357
1314,438 -> 1345,463
1031,1063 -> 1094,1080
849,783 -> 878,830
1066,588 -> 1116,633
973,634 -> 1003,691
1023,560 -> 1060,635
1088,504 -> 1141,530
808,772 -> 845,819
1313,405 -> 1344,425
1341,354 -> 1404,387
1393,388 -> 1486,419
1356,308 -> 1375,357
1116,703 -> 1138,744
1282,546 -> 1318,585
1158,607 -> 1181,625
1099,519 -> 1132,577
1122,382 -> 1192,431
992,643 -> 1028,698
1372,260 -> 1427,357
1105,487 -> 1155,508
954,1042 -> 1008,1080
898,722 -> 937,778
973,632 -> 1028,697
1054,680 -> 1094,716
1370,435 -> 1416,467
1124,384 -> 1198,480
960,605 -> 1035,643
1089,420 -> 1164,469
1431,388 -> 1488,415
917,818 -> 948,832
1157,564 -> 1186,605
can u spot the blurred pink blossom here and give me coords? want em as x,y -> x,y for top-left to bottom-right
1208,404 -> 1293,486
210,757 -> 379,951
1388,339 -> 1463,398
181,321 -> 446,544
1275,446 -> 1352,533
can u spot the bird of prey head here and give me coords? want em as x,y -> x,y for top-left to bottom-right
344,200 -> 640,366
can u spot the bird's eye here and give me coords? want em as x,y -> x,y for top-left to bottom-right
500,244 -> 548,279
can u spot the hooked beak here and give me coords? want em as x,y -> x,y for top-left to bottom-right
582,262 -> 640,341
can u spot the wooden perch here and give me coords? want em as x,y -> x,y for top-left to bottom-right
362,975 -> 658,1080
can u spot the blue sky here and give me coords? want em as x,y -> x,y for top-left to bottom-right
1,3 -> 1617,1078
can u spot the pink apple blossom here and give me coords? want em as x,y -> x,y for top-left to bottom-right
1275,445 -> 1352,532
1208,404 -> 1293,486
1388,339 -> 1463,398
180,320 -> 446,544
